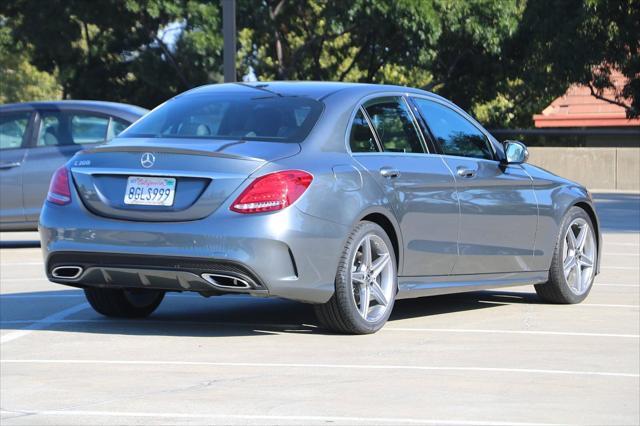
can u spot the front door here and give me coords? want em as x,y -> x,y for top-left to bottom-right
348,96 -> 459,277
413,97 -> 538,274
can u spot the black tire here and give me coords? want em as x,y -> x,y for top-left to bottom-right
84,287 -> 165,318
535,206 -> 597,304
314,221 -> 397,334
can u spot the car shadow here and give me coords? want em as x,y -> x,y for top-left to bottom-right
0,288 -> 541,337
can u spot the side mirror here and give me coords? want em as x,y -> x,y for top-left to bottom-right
503,140 -> 529,164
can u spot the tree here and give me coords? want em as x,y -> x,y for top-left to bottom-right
236,0 -> 522,117
236,0 -> 438,86
0,20 -> 62,103
0,0 -> 224,108
505,0 -> 640,123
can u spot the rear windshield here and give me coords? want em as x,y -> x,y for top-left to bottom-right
120,93 -> 323,143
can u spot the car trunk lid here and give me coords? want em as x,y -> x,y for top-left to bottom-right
70,137 -> 300,221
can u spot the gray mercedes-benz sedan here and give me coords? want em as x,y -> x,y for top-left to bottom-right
39,82 -> 601,334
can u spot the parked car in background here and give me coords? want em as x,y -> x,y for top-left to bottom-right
0,101 -> 148,230
38,82 -> 601,334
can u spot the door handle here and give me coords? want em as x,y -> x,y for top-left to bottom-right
456,167 -> 476,179
379,167 -> 400,178
0,162 -> 21,170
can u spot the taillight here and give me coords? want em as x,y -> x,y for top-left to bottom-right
46,166 -> 71,205
231,170 -> 313,214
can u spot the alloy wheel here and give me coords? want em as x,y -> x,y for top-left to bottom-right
350,234 -> 395,322
562,218 -> 596,295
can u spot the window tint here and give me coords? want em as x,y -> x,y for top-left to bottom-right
414,99 -> 494,160
121,93 -> 323,143
363,97 -> 423,153
107,118 -> 129,141
349,109 -> 379,152
0,112 -> 30,150
37,112 -> 109,146
71,114 -> 108,144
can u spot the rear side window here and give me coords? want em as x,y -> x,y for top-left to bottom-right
349,109 -> 379,152
37,112 -> 109,146
121,93 -> 324,143
0,112 -> 31,150
363,97 -> 424,153
414,99 -> 494,160
71,114 -> 109,144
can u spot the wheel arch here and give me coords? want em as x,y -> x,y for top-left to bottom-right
356,209 -> 403,273
573,200 -> 602,274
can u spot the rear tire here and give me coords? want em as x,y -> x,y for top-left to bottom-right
535,206 -> 597,304
84,288 -> 165,318
315,221 -> 397,334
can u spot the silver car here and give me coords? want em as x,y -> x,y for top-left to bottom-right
39,82 -> 601,334
0,101 -> 147,231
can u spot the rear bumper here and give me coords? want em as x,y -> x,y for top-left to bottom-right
39,201 -> 348,304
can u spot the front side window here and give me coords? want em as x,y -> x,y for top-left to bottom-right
413,98 -> 494,160
37,112 -> 109,146
349,109 -> 379,152
0,112 -> 31,150
363,97 -> 424,153
121,93 -> 324,143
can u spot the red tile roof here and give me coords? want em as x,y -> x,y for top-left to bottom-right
533,71 -> 639,128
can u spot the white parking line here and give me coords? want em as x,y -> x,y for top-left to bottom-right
383,328 -> 639,338
604,242 -> 640,247
0,303 -> 88,344
0,409 -> 559,426
0,262 -> 43,266
2,359 -> 637,378
600,266 -> 639,270
0,277 -> 50,282
581,303 -> 639,308
1,319 -> 636,339
596,283 -> 639,287
479,300 -> 639,308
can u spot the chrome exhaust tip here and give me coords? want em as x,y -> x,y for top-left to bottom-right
201,273 -> 252,290
51,266 -> 84,280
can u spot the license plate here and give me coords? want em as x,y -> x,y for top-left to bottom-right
124,176 -> 176,206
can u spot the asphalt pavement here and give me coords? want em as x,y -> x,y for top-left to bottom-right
1,192 -> 638,425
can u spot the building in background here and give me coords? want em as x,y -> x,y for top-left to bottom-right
529,70 -> 639,148
504,71 -> 639,191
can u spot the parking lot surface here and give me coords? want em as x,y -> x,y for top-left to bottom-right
1,192 -> 638,425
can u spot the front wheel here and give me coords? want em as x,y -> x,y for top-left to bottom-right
84,287 -> 165,318
535,206 -> 598,304
315,221 -> 397,334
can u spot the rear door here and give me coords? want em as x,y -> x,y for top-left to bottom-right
21,109 -> 112,222
412,97 -> 538,274
349,95 -> 459,276
0,110 -> 33,225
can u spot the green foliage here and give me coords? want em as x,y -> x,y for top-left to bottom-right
505,0 -> 640,123
0,22 -> 62,103
235,0 -> 523,116
0,0 -> 223,108
0,0 -> 637,125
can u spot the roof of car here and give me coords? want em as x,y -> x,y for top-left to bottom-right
183,81 -> 441,102
0,100 -> 148,121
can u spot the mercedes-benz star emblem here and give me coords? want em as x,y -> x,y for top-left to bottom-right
141,152 -> 155,168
